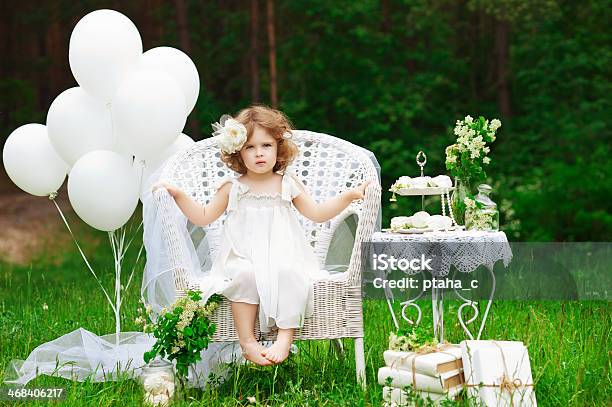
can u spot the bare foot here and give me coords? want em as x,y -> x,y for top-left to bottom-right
261,338 -> 292,364
241,340 -> 273,366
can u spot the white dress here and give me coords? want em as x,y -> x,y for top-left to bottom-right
210,173 -> 320,333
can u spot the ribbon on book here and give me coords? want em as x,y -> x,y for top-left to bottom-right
389,341 -> 462,391
466,341 -> 534,398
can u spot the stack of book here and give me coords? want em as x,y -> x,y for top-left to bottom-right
378,346 -> 465,406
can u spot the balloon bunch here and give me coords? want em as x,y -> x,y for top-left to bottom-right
4,9 -> 197,231
2,9 -> 198,343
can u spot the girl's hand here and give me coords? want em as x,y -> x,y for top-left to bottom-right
349,180 -> 372,201
152,181 -> 181,198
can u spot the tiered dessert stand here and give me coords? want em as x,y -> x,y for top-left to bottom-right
377,152 -> 512,342
388,151 -> 462,232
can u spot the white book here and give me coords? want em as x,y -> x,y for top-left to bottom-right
382,386 -> 461,406
377,366 -> 464,394
384,348 -> 463,377
461,340 -> 537,407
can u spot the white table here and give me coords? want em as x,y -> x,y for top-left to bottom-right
370,230 -> 512,341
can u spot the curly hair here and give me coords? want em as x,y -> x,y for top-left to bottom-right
220,105 -> 299,174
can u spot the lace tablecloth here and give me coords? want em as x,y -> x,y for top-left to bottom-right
370,230 -> 512,277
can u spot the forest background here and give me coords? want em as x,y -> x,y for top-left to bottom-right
1,0 -> 610,242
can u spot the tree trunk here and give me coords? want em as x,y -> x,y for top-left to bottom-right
143,0 -> 164,46
495,19 -> 512,117
175,0 -> 200,135
175,0 -> 191,54
37,28 -> 49,110
0,0 -> 12,133
266,0 -> 277,108
381,0 -> 390,34
47,0 -> 64,93
0,1 -> 11,84
250,0 -> 261,103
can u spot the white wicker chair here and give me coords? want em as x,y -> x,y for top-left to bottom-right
153,130 -> 381,386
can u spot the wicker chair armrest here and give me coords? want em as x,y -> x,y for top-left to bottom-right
314,205 -> 358,269
347,181 -> 381,286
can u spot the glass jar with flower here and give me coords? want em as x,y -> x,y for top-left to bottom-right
141,358 -> 176,406
140,290 -> 222,399
445,115 -> 501,224
464,184 -> 499,231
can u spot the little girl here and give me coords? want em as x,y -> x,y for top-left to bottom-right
153,106 -> 369,366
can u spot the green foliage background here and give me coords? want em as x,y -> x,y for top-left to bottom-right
1,0 -> 610,241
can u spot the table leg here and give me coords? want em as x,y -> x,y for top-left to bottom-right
455,268 -> 496,340
386,298 -> 399,330
387,272 -> 425,330
432,284 -> 445,342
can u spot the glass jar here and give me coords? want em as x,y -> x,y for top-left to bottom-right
141,359 -> 176,405
450,177 -> 471,226
465,184 -> 499,231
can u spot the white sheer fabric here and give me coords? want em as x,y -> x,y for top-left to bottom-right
3,329 -> 237,388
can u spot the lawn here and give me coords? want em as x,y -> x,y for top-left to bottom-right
0,225 -> 610,406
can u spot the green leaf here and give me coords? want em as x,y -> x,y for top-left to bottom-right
143,351 -> 154,364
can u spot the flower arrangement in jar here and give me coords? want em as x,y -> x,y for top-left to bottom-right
464,184 -> 499,231
139,290 -> 222,396
445,115 -> 501,224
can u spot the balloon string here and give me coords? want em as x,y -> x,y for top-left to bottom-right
121,220 -> 143,262
53,195 -> 142,332
108,230 -> 123,298
122,241 -> 144,308
119,223 -> 126,261
108,231 -> 119,299
121,219 -> 144,302
118,222 -> 126,263
108,230 -> 121,346
51,197 -> 116,314
108,230 -> 117,271
109,223 -> 139,315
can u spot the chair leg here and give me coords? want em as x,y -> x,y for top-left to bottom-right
354,337 -> 366,389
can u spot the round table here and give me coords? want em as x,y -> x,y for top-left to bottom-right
370,230 -> 512,341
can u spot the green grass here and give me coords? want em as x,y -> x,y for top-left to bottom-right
0,226 -> 610,406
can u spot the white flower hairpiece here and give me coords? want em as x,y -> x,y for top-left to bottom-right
282,131 -> 293,140
212,114 -> 248,154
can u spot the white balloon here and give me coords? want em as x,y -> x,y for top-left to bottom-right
112,136 -> 136,164
143,133 -> 195,170
135,133 -> 195,198
46,87 -> 115,166
69,9 -> 143,103
140,47 -> 200,115
68,150 -> 139,231
2,124 -> 68,196
112,69 -> 186,158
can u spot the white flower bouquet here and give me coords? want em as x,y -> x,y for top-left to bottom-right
142,290 -> 222,381
389,325 -> 438,352
445,115 -> 501,183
